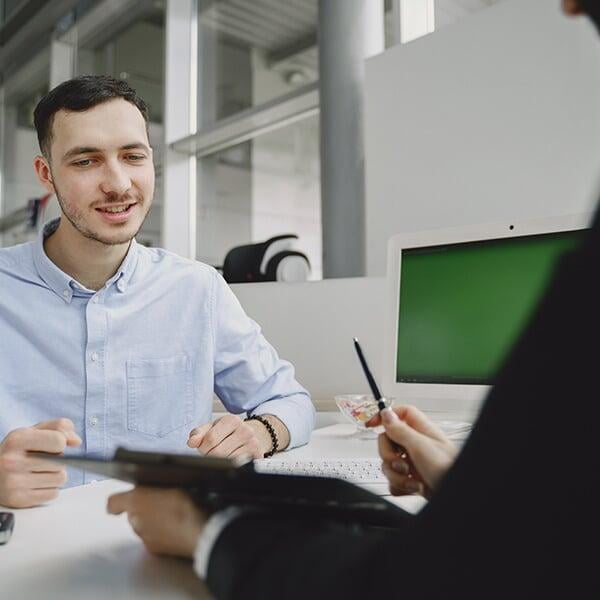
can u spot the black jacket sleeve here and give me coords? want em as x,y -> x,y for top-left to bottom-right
206,209 -> 600,600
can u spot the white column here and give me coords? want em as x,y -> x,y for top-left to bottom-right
163,0 -> 197,258
399,0 -> 435,44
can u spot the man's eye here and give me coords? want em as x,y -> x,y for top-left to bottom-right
127,154 -> 146,161
73,159 -> 93,167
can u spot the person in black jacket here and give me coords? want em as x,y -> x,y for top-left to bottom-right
107,1 -> 600,598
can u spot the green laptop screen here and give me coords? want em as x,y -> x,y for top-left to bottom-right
396,230 -> 582,385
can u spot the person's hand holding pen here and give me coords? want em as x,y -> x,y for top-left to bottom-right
367,406 -> 458,499
352,338 -> 458,499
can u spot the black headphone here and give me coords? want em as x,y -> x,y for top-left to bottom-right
222,235 -> 311,284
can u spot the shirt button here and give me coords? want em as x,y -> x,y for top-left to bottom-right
90,416 -> 98,427
92,296 -> 99,303
90,352 -> 99,362
62,290 -> 70,298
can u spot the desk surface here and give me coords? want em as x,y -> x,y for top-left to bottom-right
0,423 -> 425,599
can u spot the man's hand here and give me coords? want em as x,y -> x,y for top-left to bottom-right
368,406 -> 458,499
187,414 -> 289,459
0,418 -> 82,508
107,487 -> 207,558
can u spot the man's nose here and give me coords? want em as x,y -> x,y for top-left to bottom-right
99,161 -> 131,197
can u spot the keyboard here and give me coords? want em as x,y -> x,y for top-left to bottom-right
252,421 -> 473,496
436,420 -> 472,441
254,457 -> 389,495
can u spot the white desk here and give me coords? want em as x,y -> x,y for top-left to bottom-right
0,478 -> 210,599
0,423 -> 426,599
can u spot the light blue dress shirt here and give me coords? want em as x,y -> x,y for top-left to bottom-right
0,219 -> 315,486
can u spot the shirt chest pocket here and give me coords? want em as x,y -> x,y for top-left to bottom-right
126,355 -> 194,437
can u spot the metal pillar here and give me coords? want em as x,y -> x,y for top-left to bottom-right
318,0 -> 384,278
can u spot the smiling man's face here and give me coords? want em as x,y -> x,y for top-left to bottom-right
37,98 -> 154,246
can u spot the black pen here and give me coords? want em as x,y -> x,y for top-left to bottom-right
353,337 -> 386,412
353,338 -> 408,459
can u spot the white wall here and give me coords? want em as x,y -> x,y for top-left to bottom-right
230,277 -> 385,409
365,0 -> 600,275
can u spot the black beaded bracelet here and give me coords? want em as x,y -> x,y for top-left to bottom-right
245,414 -> 279,458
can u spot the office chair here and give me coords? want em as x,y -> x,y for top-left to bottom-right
221,234 -> 311,284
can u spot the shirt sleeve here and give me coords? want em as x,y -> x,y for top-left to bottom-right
211,270 -> 315,449
193,507 -> 245,580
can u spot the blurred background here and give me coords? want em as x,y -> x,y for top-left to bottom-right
0,0 -> 505,281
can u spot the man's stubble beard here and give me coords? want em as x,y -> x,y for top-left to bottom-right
53,180 -> 151,247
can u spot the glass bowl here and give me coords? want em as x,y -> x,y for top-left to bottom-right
334,394 -> 394,438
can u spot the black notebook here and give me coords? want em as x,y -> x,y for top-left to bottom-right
33,447 -> 410,527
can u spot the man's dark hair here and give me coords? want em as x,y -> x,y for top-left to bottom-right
33,74 -> 150,158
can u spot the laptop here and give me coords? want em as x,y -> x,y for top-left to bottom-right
382,213 -> 592,420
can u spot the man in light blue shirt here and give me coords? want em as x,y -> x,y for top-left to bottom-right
0,75 -> 314,508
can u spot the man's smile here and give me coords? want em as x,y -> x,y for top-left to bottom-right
95,202 -> 138,222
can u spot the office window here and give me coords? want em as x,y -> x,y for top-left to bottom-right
197,0 -> 318,125
88,22 -> 164,124
193,0 -> 321,278
0,51 -> 50,247
73,1 -> 166,247
0,0 -> 26,25
196,114 -> 322,279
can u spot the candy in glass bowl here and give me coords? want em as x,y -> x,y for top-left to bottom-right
334,394 -> 394,438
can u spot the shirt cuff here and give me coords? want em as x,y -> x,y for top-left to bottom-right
250,394 -> 315,450
193,507 -> 245,580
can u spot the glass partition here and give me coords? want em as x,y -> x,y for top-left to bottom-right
197,0 -> 318,126
0,51 -> 50,247
196,114 -> 322,279
72,1 -> 166,247
194,0 -> 322,279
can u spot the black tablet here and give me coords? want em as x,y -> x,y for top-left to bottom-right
33,448 -> 411,528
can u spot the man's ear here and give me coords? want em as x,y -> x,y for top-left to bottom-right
33,155 -> 56,194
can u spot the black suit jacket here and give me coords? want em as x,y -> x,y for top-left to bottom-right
205,207 -> 600,600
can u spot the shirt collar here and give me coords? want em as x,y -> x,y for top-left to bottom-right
108,235 -> 139,294
33,218 -> 139,303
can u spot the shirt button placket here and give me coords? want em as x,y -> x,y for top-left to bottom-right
85,294 -> 107,480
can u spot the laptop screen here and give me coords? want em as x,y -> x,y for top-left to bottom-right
396,230 -> 582,385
